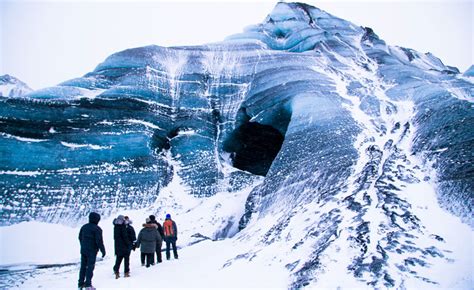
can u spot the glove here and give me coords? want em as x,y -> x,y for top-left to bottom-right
101,251 -> 106,258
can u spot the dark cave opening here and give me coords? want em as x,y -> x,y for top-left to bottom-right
224,118 -> 286,177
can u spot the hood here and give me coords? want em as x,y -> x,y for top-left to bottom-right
113,215 -> 125,225
89,212 -> 101,224
143,223 -> 157,229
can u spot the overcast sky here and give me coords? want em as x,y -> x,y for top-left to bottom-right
1,0 -> 472,89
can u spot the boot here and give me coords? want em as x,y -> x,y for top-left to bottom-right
124,272 -> 130,278
114,271 -> 120,279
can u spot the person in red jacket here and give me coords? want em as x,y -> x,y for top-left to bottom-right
163,213 -> 178,260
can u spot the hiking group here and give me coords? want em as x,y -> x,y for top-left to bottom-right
78,212 -> 179,290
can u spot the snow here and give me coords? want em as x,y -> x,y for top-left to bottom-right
13,237 -> 287,289
302,45 -> 474,288
0,153 -> 269,287
0,165 -> 279,289
60,141 -> 112,150
1,132 -> 47,143
0,75 -> 32,98
0,170 -> 42,176
126,119 -> 162,130
0,222 -> 79,265
396,182 -> 474,289
0,84 -> 16,97
77,88 -> 106,99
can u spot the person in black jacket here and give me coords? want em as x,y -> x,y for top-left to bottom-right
78,212 -> 106,289
124,216 -> 136,274
149,215 -> 163,263
124,216 -> 136,251
112,215 -> 131,279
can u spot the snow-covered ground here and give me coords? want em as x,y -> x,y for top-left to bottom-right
1,181 -> 472,289
0,221 -> 79,266
5,233 -> 287,289
0,165 -> 289,289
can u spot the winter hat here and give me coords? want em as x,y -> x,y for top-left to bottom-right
166,213 -> 171,219
114,215 -> 125,225
149,215 -> 156,221
124,216 -> 132,225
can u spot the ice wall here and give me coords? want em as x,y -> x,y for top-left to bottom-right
0,2 -> 472,288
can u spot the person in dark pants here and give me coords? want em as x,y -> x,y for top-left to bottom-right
136,218 -> 161,267
78,212 -> 106,289
124,216 -> 137,274
163,213 -> 178,260
149,214 -> 164,263
124,216 -> 136,253
112,215 -> 131,279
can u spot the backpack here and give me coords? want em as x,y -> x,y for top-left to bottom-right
163,220 -> 174,237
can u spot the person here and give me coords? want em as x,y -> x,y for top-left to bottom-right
149,214 -> 164,263
136,218 -> 161,267
163,213 -> 178,260
112,215 -> 131,279
78,212 -> 106,290
124,216 -> 136,254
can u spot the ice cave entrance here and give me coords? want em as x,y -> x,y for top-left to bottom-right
224,122 -> 284,176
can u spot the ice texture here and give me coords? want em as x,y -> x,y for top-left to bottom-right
0,2 -> 472,288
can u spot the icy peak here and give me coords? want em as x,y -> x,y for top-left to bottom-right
464,64 -> 474,77
226,2 -> 361,52
0,74 -> 32,97
267,2 -> 320,24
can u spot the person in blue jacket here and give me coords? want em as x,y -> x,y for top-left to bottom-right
78,212 -> 106,289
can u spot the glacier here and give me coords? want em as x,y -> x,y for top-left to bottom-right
0,75 -> 32,98
0,2 -> 472,288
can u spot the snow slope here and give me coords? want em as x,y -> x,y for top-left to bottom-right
0,75 -> 32,98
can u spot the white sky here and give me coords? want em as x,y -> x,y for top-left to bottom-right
0,0 -> 472,89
